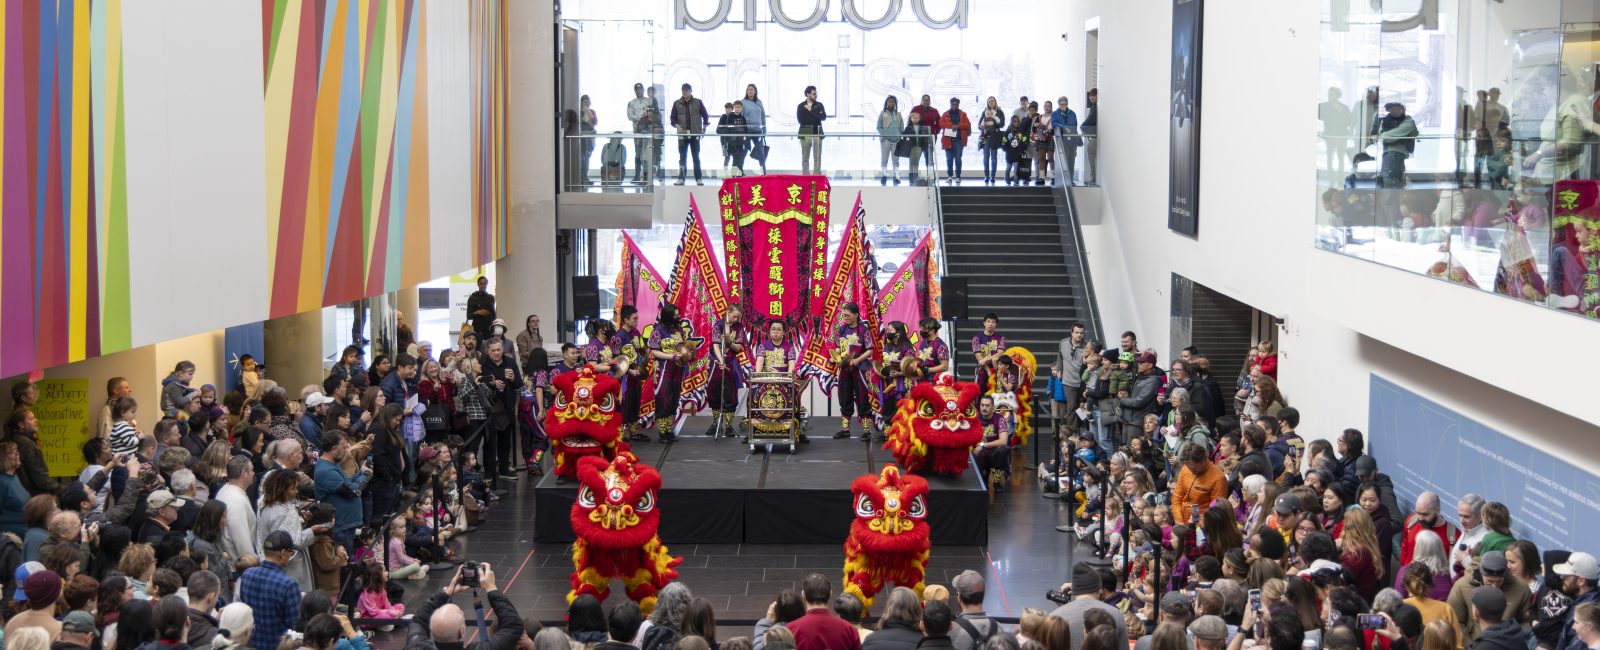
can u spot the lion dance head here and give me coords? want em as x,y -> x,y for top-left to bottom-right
567,453 -> 681,614
842,465 -> 931,608
546,365 -> 627,477
882,374 -> 983,476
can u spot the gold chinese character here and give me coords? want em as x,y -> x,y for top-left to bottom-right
813,268 -> 825,281
786,184 -> 803,205
769,266 -> 784,281
749,185 -> 767,207
883,293 -> 896,305
813,286 -> 823,297
894,279 -> 905,291
817,190 -> 828,204
768,248 -> 782,264
1559,189 -> 1581,212
817,205 -> 828,216
724,223 -> 735,233
768,229 -> 782,245
768,300 -> 783,316
769,283 -> 785,296
722,208 -> 734,219
725,241 -> 737,253
720,193 -> 733,206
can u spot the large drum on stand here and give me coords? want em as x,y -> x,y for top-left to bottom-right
747,371 -> 800,452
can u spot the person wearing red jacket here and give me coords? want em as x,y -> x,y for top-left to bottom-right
910,94 -> 943,172
939,98 -> 973,185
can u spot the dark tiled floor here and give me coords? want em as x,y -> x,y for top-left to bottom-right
378,420 -> 1089,646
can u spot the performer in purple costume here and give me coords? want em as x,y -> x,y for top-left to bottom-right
970,312 -> 1006,389
830,302 -> 876,441
704,304 -> 749,435
914,317 -> 950,385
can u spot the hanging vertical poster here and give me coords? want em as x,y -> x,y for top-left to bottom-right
1169,0 -> 1203,237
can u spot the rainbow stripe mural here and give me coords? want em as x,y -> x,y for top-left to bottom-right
262,0 -> 507,319
0,0 -> 132,378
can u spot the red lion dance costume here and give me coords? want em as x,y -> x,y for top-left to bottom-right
882,374 -> 983,476
546,365 -> 629,479
567,453 -> 682,614
842,465 -> 930,608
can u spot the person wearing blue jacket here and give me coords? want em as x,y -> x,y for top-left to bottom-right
312,431 -> 370,552
1052,96 -> 1081,183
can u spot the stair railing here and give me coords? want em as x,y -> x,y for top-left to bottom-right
1051,132 -> 1105,346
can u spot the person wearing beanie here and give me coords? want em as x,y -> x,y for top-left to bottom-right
3,568 -> 63,640
949,570 -> 1000,650
1049,561 -> 1129,650
1448,551 -> 1533,641
1468,585 -> 1531,650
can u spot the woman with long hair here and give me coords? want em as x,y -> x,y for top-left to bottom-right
1250,375 -> 1288,420
681,597 -> 721,650
1338,507 -> 1383,601
190,499 -> 235,592
256,467 -> 320,591
567,594 -> 608,646
1285,576 -> 1326,647
98,575 -> 132,639
1506,540 -> 1542,593
978,96 -> 1006,185
1421,619 -> 1459,650
197,439 -> 232,496
1200,505 -> 1244,562
110,599 -> 156,650
877,96 -> 904,185
1477,502 -> 1516,555
864,587 -> 923,649
417,359 -> 456,444
369,402 -> 407,521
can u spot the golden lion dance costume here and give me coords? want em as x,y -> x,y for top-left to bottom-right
882,374 -> 983,476
985,347 -> 1037,446
842,465 -> 931,608
545,365 -> 629,479
567,453 -> 682,614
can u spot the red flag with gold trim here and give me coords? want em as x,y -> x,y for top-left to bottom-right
664,196 -> 732,416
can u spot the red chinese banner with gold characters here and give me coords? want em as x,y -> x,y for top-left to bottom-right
717,175 -> 832,336
1551,180 -> 1600,318
664,196 -> 733,415
797,193 -> 877,393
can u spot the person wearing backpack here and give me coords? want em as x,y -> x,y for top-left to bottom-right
949,571 -> 1002,650
1373,101 -> 1417,188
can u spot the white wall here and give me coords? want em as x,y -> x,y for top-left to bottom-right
495,0 -> 561,346
1062,0 -> 1600,463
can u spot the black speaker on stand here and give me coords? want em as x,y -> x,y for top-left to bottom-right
573,276 -> 600,332
942,277 -> 970,320
942,277 -> 969,379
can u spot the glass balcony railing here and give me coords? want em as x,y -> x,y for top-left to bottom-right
1315,133 -> 1597,317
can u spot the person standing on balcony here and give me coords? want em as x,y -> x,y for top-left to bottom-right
578,95 -> 597,184
1031,100 -> 1056,186
740,84 -> 768,174
1083,88 -> 1099,184
717,101 -> 750,177
671,83 -> 709,186
912,95 -> 943,173
797,86 -> 827,175
877,96 -> 904,185
1053,97 -> 1081,184
627,83 -> 658,183
1372,102 -> 1416,189
940,98 -> 972,185
979,96 -> 1006,186
902,110 -> 933,186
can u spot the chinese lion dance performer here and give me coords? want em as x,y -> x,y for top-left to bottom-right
568,453 -> 682,614
986,347 -> 1037,446
842,465 -> 930,609
546,365 -> 629,481
882,374 -> 983,476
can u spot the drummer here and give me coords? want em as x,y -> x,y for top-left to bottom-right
582,319 -> 625,377
914,316 -> 950,385
753,320 -> 808,444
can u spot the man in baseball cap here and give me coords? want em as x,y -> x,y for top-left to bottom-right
1451,550 -> 1533,640
57,610 -> 98,650
1467,585 -> 1529,650
140,489 -> 187,544
1552,552 -> 1600,650
949,569 -> 999,650
1272,493 -> 1302,542
301,392 -> 333,448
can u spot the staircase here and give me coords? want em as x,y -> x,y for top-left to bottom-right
939,185 -> 1091,394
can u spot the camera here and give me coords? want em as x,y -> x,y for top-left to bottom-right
460,562 -> 481,588
1359,614 -> 1387,630
1046,589 -> 1070,605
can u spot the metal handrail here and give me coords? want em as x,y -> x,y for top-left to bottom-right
1052,133 -> 1105,346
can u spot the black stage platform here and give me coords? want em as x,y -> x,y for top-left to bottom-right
533,427 -> 989,546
